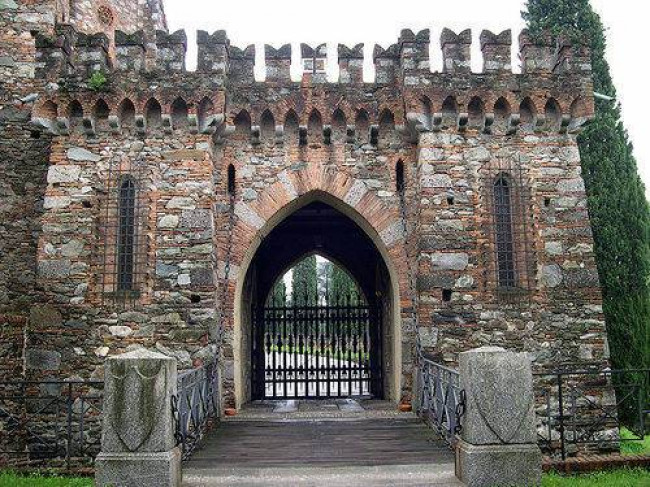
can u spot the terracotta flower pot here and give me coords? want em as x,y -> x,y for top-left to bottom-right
398,403 -> 412,412
224,408 -> 237,416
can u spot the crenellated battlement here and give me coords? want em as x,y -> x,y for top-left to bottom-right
265,44 -> 292,82
480,29 -> 512,73
338,43 -> 364,84
33,25 -> 592,84
30,25 -> 594,141
115,30 -> 146,72
155,29 -> 187,72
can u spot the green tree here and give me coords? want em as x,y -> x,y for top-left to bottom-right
291,255 -> 318,306
323,260 -> 361,305
269,278 -> 287,306
523,0 -> 650,373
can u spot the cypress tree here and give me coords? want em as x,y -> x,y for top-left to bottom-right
291,255 -> 318,306
324,261 -> 360,305
270,278 -> 287,306
523,0 -> 650,373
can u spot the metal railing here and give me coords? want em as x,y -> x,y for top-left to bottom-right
415,354 -> 465,447
172,358 -> 220,460
0,380 -> 103,471
535,368 -> 650,459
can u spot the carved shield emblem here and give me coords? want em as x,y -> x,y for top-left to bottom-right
109,360 -> 167,452
468,359 -> 533,444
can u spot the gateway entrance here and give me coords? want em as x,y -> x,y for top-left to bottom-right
252,288 -> 382,399
241,198 -> 395,403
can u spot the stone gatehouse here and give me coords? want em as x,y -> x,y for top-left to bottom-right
1,0 -> 607,410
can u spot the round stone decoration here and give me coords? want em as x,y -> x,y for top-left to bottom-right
97,5 -> 115,26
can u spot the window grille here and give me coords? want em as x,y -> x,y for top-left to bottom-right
482,158 -> 534,302
98,157 -> 148,307
117,177 -> 136,291
493,175 -> 516,288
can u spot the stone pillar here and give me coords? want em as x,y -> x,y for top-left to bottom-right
456,347 -> 542,487
95,349 -> 181,487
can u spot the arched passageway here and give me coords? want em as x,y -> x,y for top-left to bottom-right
237,198 -> 399,405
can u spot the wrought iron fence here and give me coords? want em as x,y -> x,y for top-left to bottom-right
172,358 -> 220,460
535,368 -> 650,460
0,380 -> 103,471
415,355 -> 465,447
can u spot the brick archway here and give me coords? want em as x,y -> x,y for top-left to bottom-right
226,167 -> 410,409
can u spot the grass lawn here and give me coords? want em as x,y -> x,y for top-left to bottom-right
1,469 -> 649,486
0,473 -> 92,486
621,427 -> 650,455
543,468 -> 650,486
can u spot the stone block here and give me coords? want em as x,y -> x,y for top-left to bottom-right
166,196 -> 195,210
38,259 -> 71,278
29,304 -> 63,329
60,239 -> 84,257
432,252 -> 469,271
460,347 -> 537,445
456,440 -> 542,487
159,215 -> 179,228
418,273 -> 455,290
43,196 -> 71,209
180,209 -> 211,229
95,449 -> 181,487
26,349 -> 61,370
67,147 -> 101,162
190,267 -> 214,286
47,165 -> 81,184
100,349 -> 177,454
564,268 -> 600,288
541,264 -> 563,288
0,0 -> 19,9
156,262 -> 179,278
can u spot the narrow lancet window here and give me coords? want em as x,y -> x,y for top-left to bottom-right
117,176 -> 136,291
396,160 -> 405,193
493,175 -> 516,288
227,164 -> 236,195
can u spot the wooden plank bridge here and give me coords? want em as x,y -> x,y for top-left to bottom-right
183,400 -> 460,486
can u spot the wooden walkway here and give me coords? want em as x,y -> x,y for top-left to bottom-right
183,405 -> 459,486
186,418 -> 451,469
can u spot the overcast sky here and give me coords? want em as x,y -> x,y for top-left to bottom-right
166,0 -> 649,197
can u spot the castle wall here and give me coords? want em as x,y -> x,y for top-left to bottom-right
0,0 -> 58,318
0,0 -> 169,375
2,22 -> 608,413
0,0 -> 609,426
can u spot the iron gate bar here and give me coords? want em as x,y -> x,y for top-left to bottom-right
534,368 -> 650,460
253,297 -> 380,400
0,380 -> 103,470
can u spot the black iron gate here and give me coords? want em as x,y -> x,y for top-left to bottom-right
252,297 -> 382,400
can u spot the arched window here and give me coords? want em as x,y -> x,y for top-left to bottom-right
493,175 -> 516,289
117,176 -> 137,291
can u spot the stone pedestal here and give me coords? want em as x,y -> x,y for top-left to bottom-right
455,347 -> 542,487
95,349 -> 180,487
96,450 -> 182,487
456,440 -> 541,487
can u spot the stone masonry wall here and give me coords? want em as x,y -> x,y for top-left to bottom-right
1,0 -> 608,434
7,20 -> 608,415
0,0 -> 166,368
1,0 -> 60,315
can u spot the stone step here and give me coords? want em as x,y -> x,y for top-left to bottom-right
183,464 -> 463,486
